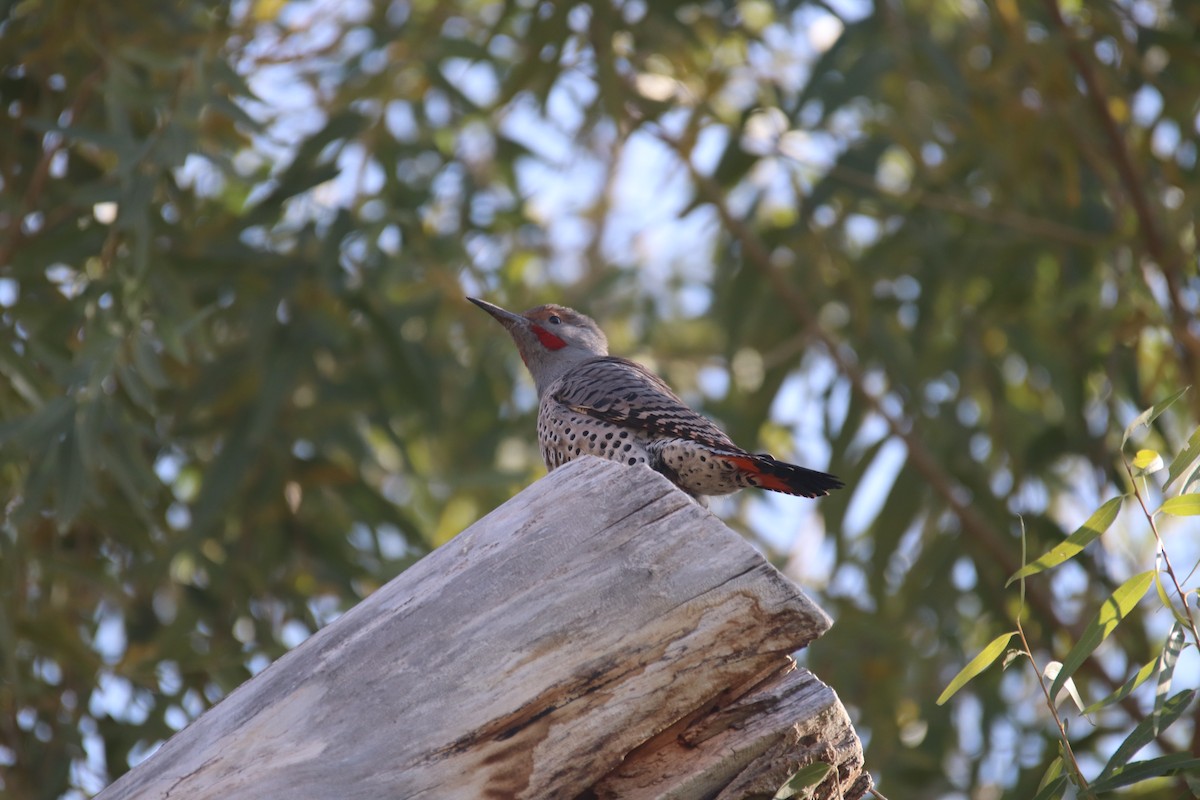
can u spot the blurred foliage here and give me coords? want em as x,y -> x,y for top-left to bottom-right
2,0 -> 1198,797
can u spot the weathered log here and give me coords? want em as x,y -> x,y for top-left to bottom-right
97,456 -> 870,799
594,665 -> 869,800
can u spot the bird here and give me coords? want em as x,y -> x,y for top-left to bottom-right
469,297 -> 844,504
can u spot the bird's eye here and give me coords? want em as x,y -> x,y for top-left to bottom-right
548,315 -> 562,325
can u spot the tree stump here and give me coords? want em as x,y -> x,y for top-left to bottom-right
97,456 -> 870,799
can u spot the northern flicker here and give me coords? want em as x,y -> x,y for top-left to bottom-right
470,298 -> 844,502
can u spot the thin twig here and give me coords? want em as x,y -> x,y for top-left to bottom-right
1124,453 -> 1200,765
1015,616 -> 1095,796
1124,461 -> 1200,650
1013,521 -> 1089,793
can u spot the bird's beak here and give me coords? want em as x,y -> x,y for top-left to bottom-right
467,297 -> 527,331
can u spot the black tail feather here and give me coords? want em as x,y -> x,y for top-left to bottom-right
749,453 -> 845,498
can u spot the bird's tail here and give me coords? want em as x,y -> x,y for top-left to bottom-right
726,453 -> 844,498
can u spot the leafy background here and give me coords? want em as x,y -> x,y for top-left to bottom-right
2,0 -> 1198,797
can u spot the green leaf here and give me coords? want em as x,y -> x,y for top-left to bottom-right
189,351 -> 298,536
1123,387 -> 1190,448
1092,752 -> 1200,793
1160,494 -> 1200,516
774,762 -> 833,798
1165,426 -> 1200,490
937,632 -> 1015,705
1153,623 -> 1185,734
258,162 -> 342,210
22,119 -> 135,155
1098,689 -> 1196,781
118,360 -> 156,411
0,395 -> 75,447
1082,656 -> 1158,715
0,347 -> 45,405
1132,448 -> 1163,471
55,424 -> 87,528
1153,570 -> 1190,626
208,95 -> 261,130
1031,758 -> 1068,800
1030,776 -> 1068,800
16,444 -> 60,522
1041,661 -> 1083,711
1007,496 -> 1123,585
1049,571 -> 1155,699
1034,756 -> 1063,794
131,332 -> 169,389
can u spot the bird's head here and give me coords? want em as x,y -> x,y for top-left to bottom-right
468,298 -> 608,395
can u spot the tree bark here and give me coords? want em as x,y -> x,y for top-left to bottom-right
97,456 -> 870,800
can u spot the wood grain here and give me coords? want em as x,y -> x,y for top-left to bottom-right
97,456 -> 865,800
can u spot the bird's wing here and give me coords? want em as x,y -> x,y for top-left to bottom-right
552,357 -> 741,452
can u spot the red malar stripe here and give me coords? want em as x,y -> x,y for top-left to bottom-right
533,326 -> 567,350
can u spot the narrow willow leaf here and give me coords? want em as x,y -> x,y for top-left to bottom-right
1007,497 -> 1123,586
0,394 -> 73,447
1153,623 -> 1185,735
1098,689 -> 1196,780
56,425 -> 87,528
1160,494 -> 1200,516
773,762 -> 833,798
1123,387 -> 1190,448
1031,742 -> 1072,800
132,331 -> 169,389
1032,772 -> 1070,800
21,119 -> 132,152
1031,776 -> 1068,800
1092,752 -> 1200,793
117,360 -> 155,411
1042,661 -> 1084,711
937,632 -> 1015,705
16,445 -> 59,522
1165,426 -> 1200,490
1132,449 -> 1163,472
1153,571 -> 1192,627
1035,756 -> 1063,794
191,354 -> 297,535
1050,571 -> 1155,699
1082,656 -> 1158,715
